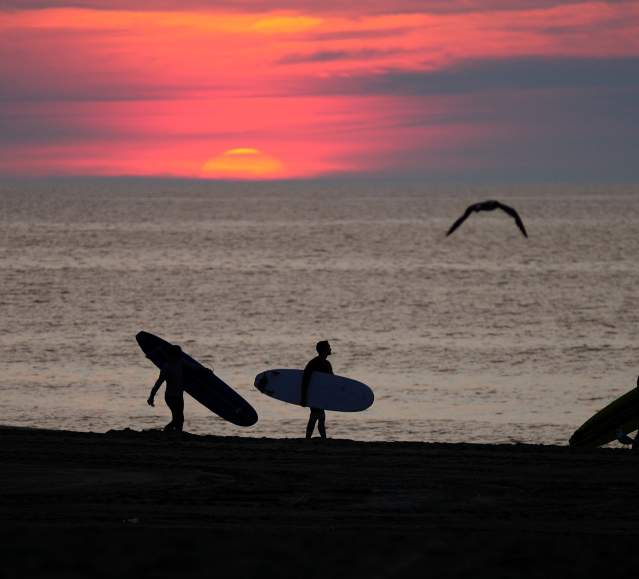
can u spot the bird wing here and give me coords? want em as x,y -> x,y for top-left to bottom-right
446,206 -> 474,236
496,202 -> 528,238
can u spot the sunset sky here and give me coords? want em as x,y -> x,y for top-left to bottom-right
1,1 -> 638,180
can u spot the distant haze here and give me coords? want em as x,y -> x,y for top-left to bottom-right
1,1 -> 638,181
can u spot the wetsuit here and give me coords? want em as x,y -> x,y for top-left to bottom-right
301,356 -> 332,439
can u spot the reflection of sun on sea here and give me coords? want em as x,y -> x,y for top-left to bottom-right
201,148 -> 284,178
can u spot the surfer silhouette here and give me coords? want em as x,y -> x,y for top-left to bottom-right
301,340 -> 333,439
147,344 -> 185,432
615,375 -> 639,449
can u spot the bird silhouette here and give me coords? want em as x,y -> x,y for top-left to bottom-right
446,200 -> 528,238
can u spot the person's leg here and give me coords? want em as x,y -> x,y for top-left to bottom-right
306,409 -> 318,439
173,397 -> 184,432
317,410 -> 327,439
165,396 -> 182,432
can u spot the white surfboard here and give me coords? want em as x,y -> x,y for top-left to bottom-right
254,369 -> 374,412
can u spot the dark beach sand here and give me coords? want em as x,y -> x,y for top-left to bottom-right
2,426 -> 639,578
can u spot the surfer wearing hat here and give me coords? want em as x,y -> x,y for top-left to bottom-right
147,344 -> 185,432
301,340 -> 333,439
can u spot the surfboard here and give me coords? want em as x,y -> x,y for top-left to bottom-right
569,387 -> 639,448
254,369 -> 374,412
136,331 -> 258,427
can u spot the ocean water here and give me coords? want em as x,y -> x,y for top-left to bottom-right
2,178 -> 639,445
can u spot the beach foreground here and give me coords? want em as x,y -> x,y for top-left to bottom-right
2,427 -> 639,578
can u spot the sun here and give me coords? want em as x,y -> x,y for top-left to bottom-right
201,148 -> 284,178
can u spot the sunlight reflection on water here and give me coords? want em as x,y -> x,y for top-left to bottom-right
2,179 -> 639,445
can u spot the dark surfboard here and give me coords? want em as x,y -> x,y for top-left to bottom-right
136,331 -> 257,427
569,387 -> 639,448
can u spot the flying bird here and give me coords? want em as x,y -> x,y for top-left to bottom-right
446,200 -> 528,238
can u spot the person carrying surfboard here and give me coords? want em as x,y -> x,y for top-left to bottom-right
301,340 -> 333,439
614,376 -> 639,449
147,344 -> 185,432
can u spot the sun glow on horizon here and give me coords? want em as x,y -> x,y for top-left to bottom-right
1,2 -> 638,180
201,148 -> 284,178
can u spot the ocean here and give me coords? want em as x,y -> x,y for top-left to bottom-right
2,178 -> 639,444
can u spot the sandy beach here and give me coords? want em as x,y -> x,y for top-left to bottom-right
2,426 -> 639,577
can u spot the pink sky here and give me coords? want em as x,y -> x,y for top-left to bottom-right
1,1 -> 638,179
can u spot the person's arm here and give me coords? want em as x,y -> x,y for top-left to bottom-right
147,370 -> 165,406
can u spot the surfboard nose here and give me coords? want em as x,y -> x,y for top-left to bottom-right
363,388 -> 375,411
244,408 -> 258,427
255,372 -> 268,392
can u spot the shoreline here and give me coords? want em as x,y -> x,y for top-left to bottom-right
0,418 -> 577,447
2,426 -> 639,577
